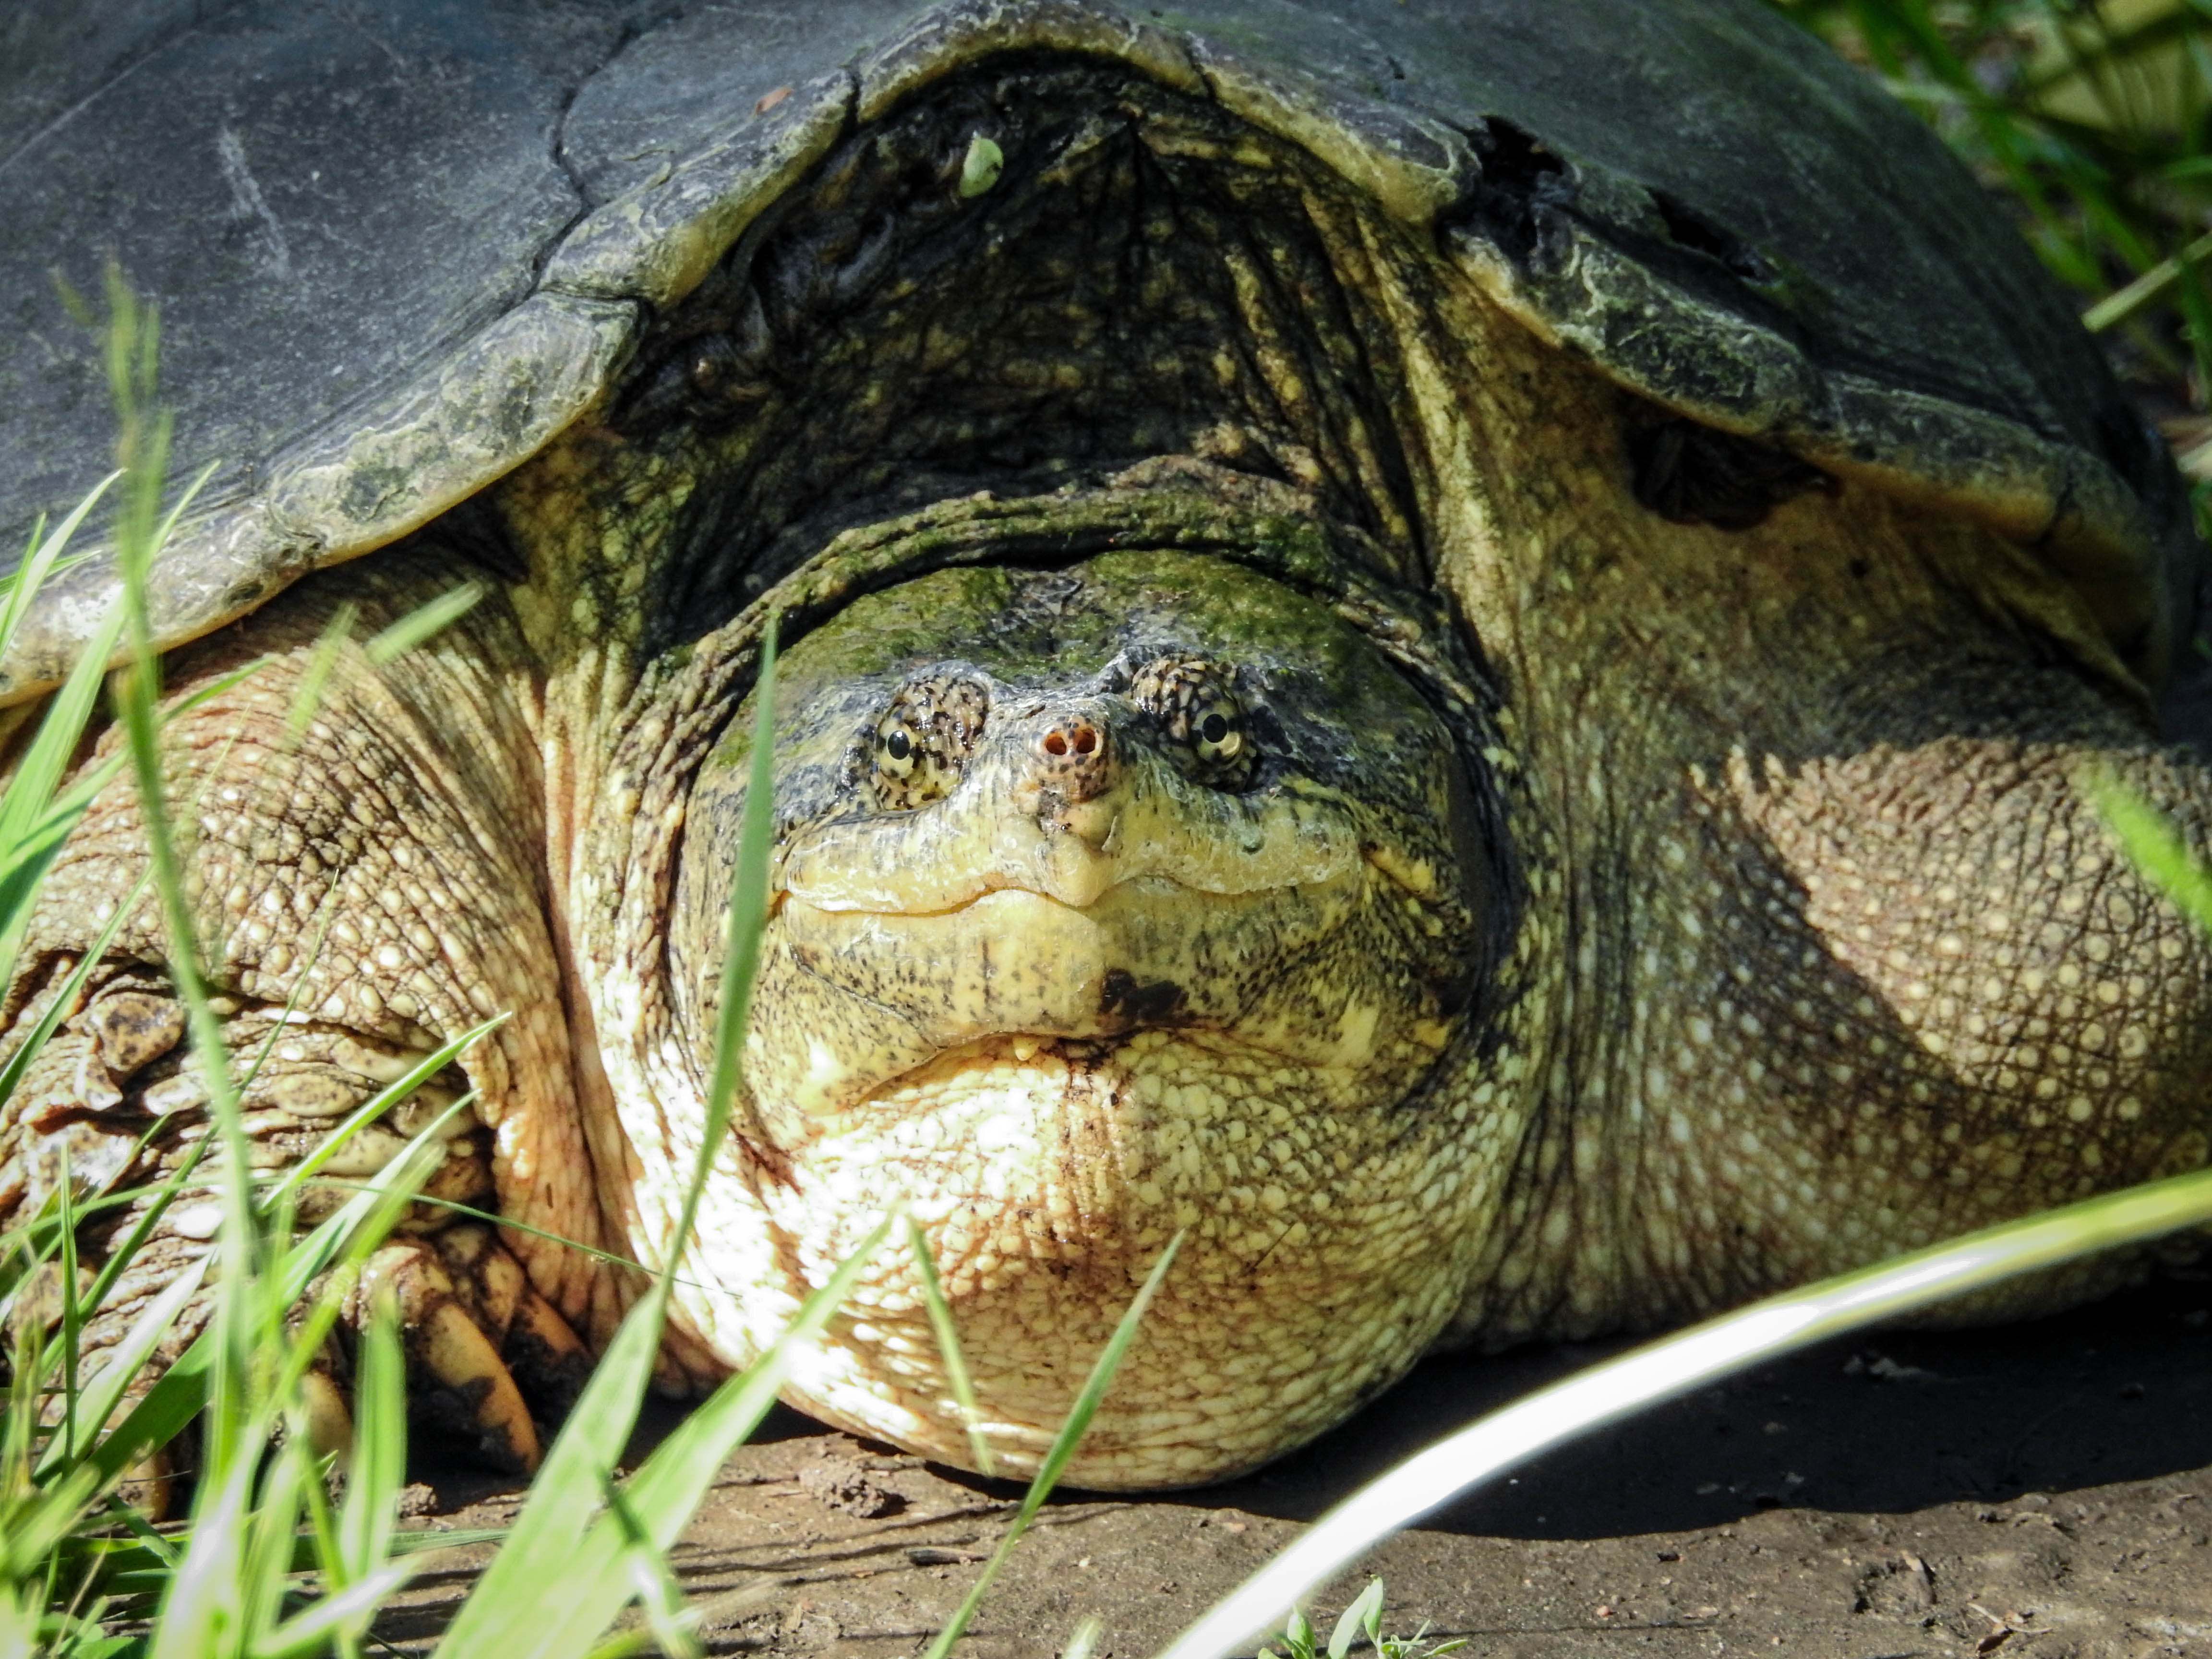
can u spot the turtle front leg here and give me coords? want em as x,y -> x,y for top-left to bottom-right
0,545 -> 600,1480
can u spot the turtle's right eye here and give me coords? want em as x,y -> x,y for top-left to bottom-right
870,674 -> 989,810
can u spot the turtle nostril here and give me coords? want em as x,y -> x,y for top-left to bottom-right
1036,719 -> 1110,780
1040,721 -> 1102,760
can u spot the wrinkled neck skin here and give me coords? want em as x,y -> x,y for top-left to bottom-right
1417,299 -> 2212,1345
485,60 -> 2212,1487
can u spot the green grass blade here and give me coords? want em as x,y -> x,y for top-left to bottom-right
240,1441 -> 309,1650
101,280 -> 267,1493
1328,1579 -> 1382,1659
2093,780 -> 2212,932
437,1214 -> 889,1659
143,1121 -> 446,1659
597,1474 -> 704,1659
248,1562 -> 415,1659
285,1191 -> 717,1297
145,1409 -> 257,1659
0,1463 -> 103,1584
100,1496 -> 182,1569
428,1289 -> 677,1655
283,601 -> 360,737
919,1232 -> 1183,1659
84,1101 -> 461,1489
361,582 -> 481,667
336,1288 -> 404,1592
592,1219 -> 893,1550
259,1017 -> 503,1208
56,1146 -> 79,1469
297,1453 -> 346,1652
2082,224 -> 2212,328
0,472 -> 115,656
40,1257 -> 207,1475
0,655 -> 263,968
1157,1166 -> 2212,1659
390,1529 -> 505,1556
907,1218 -> 995,1478
269,1101 -> 465,1302
262,1154 -> 455,1418
0,870 -> 150,1133
0,593 -> 129,959
700,619 -> 779,1174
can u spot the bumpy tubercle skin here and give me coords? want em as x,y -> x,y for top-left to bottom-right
1429,339 -> 2212,1351
0,552 -> 600,1473
8,65 -> 2212,1492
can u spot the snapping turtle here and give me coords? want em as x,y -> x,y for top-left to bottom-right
4,0 -> 2212,1491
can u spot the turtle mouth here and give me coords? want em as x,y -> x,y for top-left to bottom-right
782,844 -> 1449,914
756,877 -> 1382,1132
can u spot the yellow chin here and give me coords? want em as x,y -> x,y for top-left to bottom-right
743,1031 -> 1486,1488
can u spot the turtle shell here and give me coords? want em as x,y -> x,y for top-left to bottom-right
0,0 -> 2193,696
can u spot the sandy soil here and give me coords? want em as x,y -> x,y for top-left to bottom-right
379,1271 -> 2212,1658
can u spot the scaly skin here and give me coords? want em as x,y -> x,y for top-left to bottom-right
0,548 -> 594,1473
1408,294 -> 2212,1348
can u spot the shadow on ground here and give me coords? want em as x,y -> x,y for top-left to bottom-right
1159,1274 -> 2212,1538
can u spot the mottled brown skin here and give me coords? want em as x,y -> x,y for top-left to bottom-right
0,551 -> 597,1472
5,57 -> 2212,1491
1420,299 -> 2212,1346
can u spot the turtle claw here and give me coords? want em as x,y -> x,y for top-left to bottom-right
420,1298 -> 543,1474
297,1367 -> 355,1465
503,1284 -> 593,1415
358,1231 -> 564,1475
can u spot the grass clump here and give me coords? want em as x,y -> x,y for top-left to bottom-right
1757,0 -> 2212,487
1258,1580 -> 1464,1659
0,276 -> 531,1659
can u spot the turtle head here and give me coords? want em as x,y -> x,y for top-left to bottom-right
714,553 -> 1482,1127
670,549 -> 1497,1485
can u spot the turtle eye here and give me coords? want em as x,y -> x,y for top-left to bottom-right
877,721 -> 920,780
870,674 -> 989,810
1193,703 -> 1242,764
1129,654 -> 1255,786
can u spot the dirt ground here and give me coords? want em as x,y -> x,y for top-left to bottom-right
379,1271 -> 2212,1659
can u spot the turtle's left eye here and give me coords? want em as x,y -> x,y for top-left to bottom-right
1129,654 -> 1256,786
